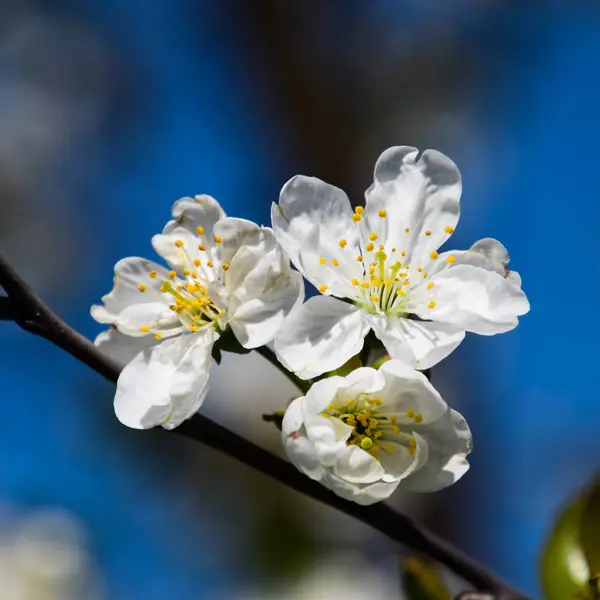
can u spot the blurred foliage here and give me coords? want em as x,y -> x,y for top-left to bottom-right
541,479 -> 600,599
402,556 -> 452,600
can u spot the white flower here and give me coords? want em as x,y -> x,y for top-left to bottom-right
282,360 -> 472,505
272,146 -> 529,378
92,195 -> 304,430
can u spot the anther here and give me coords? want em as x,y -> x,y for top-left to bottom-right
207,261 -> 214,268
355,206 -> 364,214
138,284 -> 147,292
168,271 -> 176,279
183,268 -> 191,276
319,257 -> 327,265
428,301 -> 437,309
193,258 -> 201,267
369,232 -> 378,241
351,278 -> 359,285
149,270 -> 157,278
405,227 -> 410,233
370,294 -> 379,302
214,235 -> 223,244
392,426 -> 400,435
198,244 -> 206,251
222,263 -> 229,271
425,230 -> 431,236
378,209 -> 387,218
366,243 -> 374,252
361,282 -> 370,288
155,333 -> 162,340
445,226 -> 454,234
396,290 -> 405,297
446,255 -> 455,264
401,251 -> 406,257
430,251 -> 439,260
414,414 -> 423,423
140,325 -> 150,333
189,326 -> 198,332
360,437 -> 373,450
339,239 -> 347,248
417,267 -> 423,272
319,284 -> 328,293
175,239 -> 184,248
331,259 -> 339,266
369,266 -> 375,275
356,255 -> 363,262
427,282 -> 434,290
196,226 -> 205,235
352,213 -> 361,222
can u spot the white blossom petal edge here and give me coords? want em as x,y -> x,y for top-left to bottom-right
92,195 -> 304,429
272,146 -> 529,378
282,360 -> 472,505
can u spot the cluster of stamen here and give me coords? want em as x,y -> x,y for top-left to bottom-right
136,228 -> 226,338
321,393 -> 422,459
318,204 -> 456,316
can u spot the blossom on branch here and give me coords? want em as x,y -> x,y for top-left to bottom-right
282,360 -> 472,505
92,195 -> 304,430
272,146 -> 529,379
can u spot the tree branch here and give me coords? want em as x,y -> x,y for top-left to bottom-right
0,253 -> 531,600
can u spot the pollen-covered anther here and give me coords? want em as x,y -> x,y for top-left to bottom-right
366,242 -> 374,252
207,261 -> 214,268
319,257 -> 327,265
425,230 -> 431,236
417,267 -> 423,273
168,271 -> 176,279
414,414 -> 423,423
352,213 -> 361,222
196,226 -> 205,235
356,254 -> 363,262
355,206 -> 364,214
396,290 -> 405,297
392,426 -> 400,435
351,278 -> 359,285
183,268 -> 191,276
222,263 -> 229,271
189,326 -> 198,332
361,282 -> 370,288
427,282 -> 434,290
446,255 -> 456,264
369,232 -> 378,241
428,301 -> 437,309
401,251 -> 406,257
405,227 -> 410,233
369,266 -> 375,275
138,284 -> 147,292
339,239 -> 347,248
370,294 -> 379,302
193,258 -> 201,267
378,209 -> 387,218
139,325 -> 150,333
383,279 -> 392,286
174,239 -> 184,248
149,270 -> 157,278
430,251 -> 439,260
319,284 -> 328,293
155,333 -> 162,340
331,259 -> 339,267
198,244 -> 206,251
444,226 -> 455,234
214,235 -> 223,244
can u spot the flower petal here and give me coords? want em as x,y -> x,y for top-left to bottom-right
368,314 -> 465,370
378,360 -> 447,424
364,147 -> 461,268
377,434 -> 425,483
272,176 -> 359,284
303,376 -> 346,415
333,445 -> 385,484
335,367 -> 385,404
283,434 -> 325,481
403,408 -> 472,492
274,296 -> 370,379
114,328 -> 217,430
90,257 -> 178,336
324,473 -> 400,505
94,327 -> 158,367
222,225 -> 305,348
282,397 -> 305,436
419,264 -> 530,335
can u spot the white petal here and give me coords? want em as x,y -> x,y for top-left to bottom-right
274,296 -> 370,379
272,176 -> 359,286
213,217 -> 263,265
377,435 -> 424,483
324,473 -> 400,505
403,408 -> 472,492
333,445 -> 385,484
91,257 -> 175,336
368,314 -> 465,370
306,415 -> 353,467
114,329 -> 217,430
335,367 -> 385,404
303,376 -> 346,415
94,327 -> 158,367
364,147 -> 461,268
379,360 -> 447,424
282,397 -> 305,436
421,264 -> 530,335
224,226 -> 305,348
283,433 -> 325,481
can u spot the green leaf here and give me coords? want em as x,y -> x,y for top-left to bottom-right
402,556 -> 452,600
540,494 -> 591,600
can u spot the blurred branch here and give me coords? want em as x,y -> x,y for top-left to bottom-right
0,252 -> 531,600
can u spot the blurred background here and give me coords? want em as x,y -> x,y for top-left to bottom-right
1,0 -> 599,598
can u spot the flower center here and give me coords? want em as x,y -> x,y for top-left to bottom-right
321,393 -> 422,459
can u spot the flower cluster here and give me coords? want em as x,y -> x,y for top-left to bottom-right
92,146 -> 529,504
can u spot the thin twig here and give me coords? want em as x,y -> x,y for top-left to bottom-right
0,252 -> 531,600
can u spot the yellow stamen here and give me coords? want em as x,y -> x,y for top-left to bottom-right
356,255 -> 363,262
189,326 -> 198,332
175,239 -> 184,248
155,333 -> 162,340
425,230 -> 431,236
198,244 -> 206,251
339,239 -> 347,248
351,278 -> 359,285
378,209 -> 387,218
193,258 -> 201,267
361,282 -> 370,288
196,226 -> 205,235
319,257 -> 327,265
401,251 -> 406,257
370,294 -> 379,302
446,255 -> 456,264
427,282 -> 434,290
139,325 -> 150,333
319,284 -> 328,293
414,414 -> 423,423
392,426 -> 400,435
183,268 -> 191,276
207,261 -> 214,268
405,227 -> 410,233
396,289 -> 405,297
149,270 -> 157,278
352,213 -> 361,222
428,301 -> 437,309
222,263 -> 229,271
355,206 -> 364,214
361,438 -> 373,450
138,284 -> 147,292
369,266 -> 375,275
430,251 -> 439,260
366,242 -> 374,252
369,232 -> 378,241
417,267 -> 423,272
444,226 -> 454,234
214,235 -> 223,244
331,259 -> 339,266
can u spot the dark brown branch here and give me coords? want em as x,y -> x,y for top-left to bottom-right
0,252 -> 531,600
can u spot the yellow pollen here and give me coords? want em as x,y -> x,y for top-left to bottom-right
352,213 -> 361,222
168,271 -> 177,279
176,285 -> 183,291
189,326 -> 198,332
417,267 -> 423,272
139,325 -> 150,333
404,280 -> 411,286
427,282 -> 434,290
384,445 -> 394,455
392,248 -> 396,252
414,413 -> 423,423
425,230 -> 432,236
155,333 -> 162,340
207,261 -> 214,268
423,272 -> 429,278
355,206 -> 364,214
370,294 -> 379,302
446,255 -> 456,264
379,244 -> 385,250
149,270 -> 157,278
183,268 -> 191,276
405,227 -> 410,233
346,399 -> 355,406
401,251 -> 406,257
351,278 -> 359,285
361,282 -> 370,288
175,239 -> 184,248
198,244 -> 206,251
339,239 -> 347,248
138,284 -> 147,292
331,259 -> 339,266
356,255 -> 363,262
222,263 -> 229,271
378,209 -> 387,218
196,226 -> 205,235
327,403 -> 335,412
193,258 -> 201,267
430,251 -> 439,260
392,426 -> 400,435
319,257 -> 327,265
408,446 -> 416,456
369,266 -> 375,275
369,232 -> 378,241
361,437 -> 373,450
319,284 -> 328,293
214,235 -> 223,244
366,243 -> 374,252
371,278 -> 380,287
445,226 -> 455,234
383,279 -> 392,286
428,301 -> 437,309
396,290 -> 405,297
374,431 -> 383,439
409,437 -> 417,447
